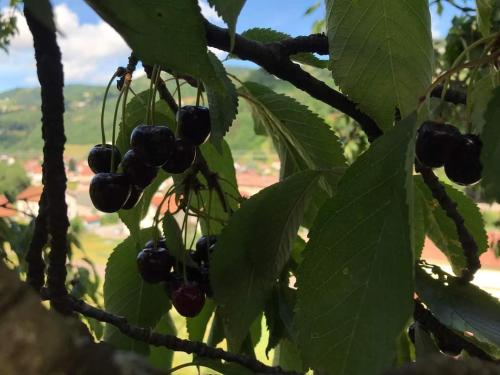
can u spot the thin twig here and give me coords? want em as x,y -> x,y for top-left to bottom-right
69,297 -> 302,375
416,162 -> 480,282
25,189 -> 48,292
144,65 -> 179,114
117,52 -> 138,90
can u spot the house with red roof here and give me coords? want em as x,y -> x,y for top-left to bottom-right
0,195 -> 16,218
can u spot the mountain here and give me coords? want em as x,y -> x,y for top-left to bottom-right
0,66 -> 335,163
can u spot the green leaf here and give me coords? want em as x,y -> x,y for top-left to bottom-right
119,170 -> 168,237
86,0 -> 220,88
324,0 -> 433,129
394,331 -> 413,366
207,0 -> 246,47
413,322 -> 441,359
471,71 -> 499,133
305,2 -> 321,15
239,28 -> 328,69
480,87 -> 500,202
264,288 -> 287,356
162,213 -> 197,267
416,266 -> 500,357
295,114 -> 418,375
413,183 -> 426,259
476,0 -> 495,36
272,339 -> 306,372
179,140 -> 239,235
187,299 -> 216,341
415,176 -> 488,274
148,313 -> 176,370
103,228 -> 170,354
206,52 -> 238,145
211,170 -> 325,351
207,309 -> 226,347
238,82 -> 346,176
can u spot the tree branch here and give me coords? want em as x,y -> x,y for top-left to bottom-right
204,21 -> 467,141
25,189 -> 48,292
417,163 -> 480,282
25,2 -> 70,306
69,297 -> 301,375
276,33 -> 329,56
204,21 -> 383,142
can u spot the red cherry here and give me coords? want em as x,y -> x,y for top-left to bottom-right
171,282 -> 205,317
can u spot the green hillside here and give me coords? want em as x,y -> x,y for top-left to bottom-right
0,66 -> 343,164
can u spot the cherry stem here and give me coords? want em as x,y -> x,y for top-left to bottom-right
439,32 -> 498,104
110,87 -> 125,172
196,81 -> 202,106
100,70 -> 119,145
120,75 -> 131,161
207,189 -> 213,235
189,195 -> 202,251
165,362 -> 197,374
419,51 -> 500,114
146,65 -> 158,125
151,67 -> 161,124
152,185 -> 176,247
175,76 -> 182,108
181,191 -> 192,284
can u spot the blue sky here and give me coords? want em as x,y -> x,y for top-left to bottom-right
0,0 -> 473,92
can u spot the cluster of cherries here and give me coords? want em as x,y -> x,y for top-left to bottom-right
88,105 -> 211,213
416,121 -> 483,185
137,235 -> 217,317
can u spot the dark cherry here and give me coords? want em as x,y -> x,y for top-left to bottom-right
444,134 -> 483,185
89,173 -> 131,213
121,150 -> 158,189
87,144 -> 121,174
144,237 -> 167,250
122,186 -> 143,210
192,235 -> 217,264
161,138 -> 196,174
177,106 -> 211,145
137,247 -> 175,284
171,282 -> 206,317
130,124 -> 175,167
416,121 -> 460,168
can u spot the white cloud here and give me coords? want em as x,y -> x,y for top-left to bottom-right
1,3 -> 130,85
0,2 -> 230,90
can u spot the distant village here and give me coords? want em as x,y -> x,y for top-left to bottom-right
0,156 -> 280,235
0,155 -> 499,297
